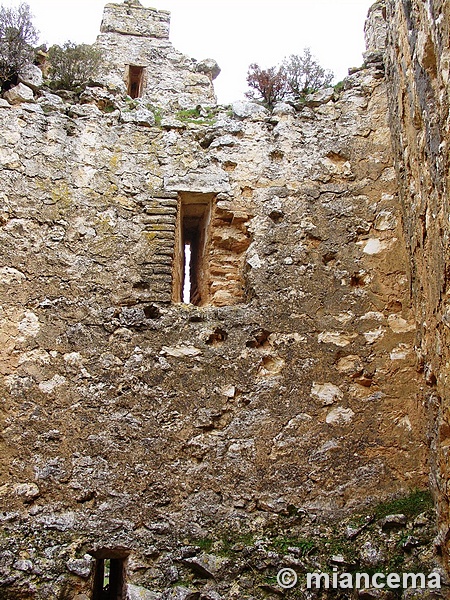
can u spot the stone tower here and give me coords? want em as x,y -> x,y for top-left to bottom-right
95,1 -> 219,107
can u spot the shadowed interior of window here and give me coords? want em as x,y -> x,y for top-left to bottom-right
91,553 -> 128,600
127,65 -> 144,98
172,193 -> 213,306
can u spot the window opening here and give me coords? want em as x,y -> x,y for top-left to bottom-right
183,242 -> 192,303
92,557 -> 126,600
127,65 -> 144,98
173,193 -> 213,306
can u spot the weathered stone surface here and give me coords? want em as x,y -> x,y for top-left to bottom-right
0,1 -> 447,599
161,588 -> 199,600
325,406 -> 355,425
401,590 -> 443,600
364,0 -> 388,52
13,559 -> 33,572
272,102 -> 295,116
100,2 -> 170,37
380,513 -> 407,530
128,584 -> 161,600
182,553 -> 228,578
383,0 -> 450,571
311,382 -> 343,405
69,103 -> 103,118
95,2 -> 216,108
305,87 -> 334,106
37,91 -> 66,113
358,590 -> 396,600
66,556 -> 93,578
4,83 -> 34,104
359,541 -> 386,567
80,86 -> 119,110
0,49 -> 434,585
13,482 -> 40,501
196,58 -> 221,80
18,63 -> 43,91
199,592 -> 222,600
120,106 -> 155,126
231,100 -> 269,119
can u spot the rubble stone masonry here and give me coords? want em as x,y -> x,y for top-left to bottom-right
384,0 -> 450,573
0,1 -> 448,598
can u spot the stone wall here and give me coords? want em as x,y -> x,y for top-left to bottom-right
384,0 -> 450,571
95,1 -> 219,108
0,1 -> 444,598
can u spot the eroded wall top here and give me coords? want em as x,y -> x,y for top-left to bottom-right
364,0 -> 388,53
100,0 -> 171,38
95,0 -> 220,108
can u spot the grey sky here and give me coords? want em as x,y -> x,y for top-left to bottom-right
4,0 -> 376,103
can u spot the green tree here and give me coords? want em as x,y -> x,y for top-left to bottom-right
283,48 -> 334,98
47,41 -> 102,91
0,2 -> 38,89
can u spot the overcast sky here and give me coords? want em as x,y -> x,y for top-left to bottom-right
4,0 -> 375,103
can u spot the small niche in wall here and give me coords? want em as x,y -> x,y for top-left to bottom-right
126,65 -> 145,98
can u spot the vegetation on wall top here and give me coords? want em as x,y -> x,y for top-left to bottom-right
246,47 -> 334,109
0,1 -> 102,93
0,1 -> 37,89
47,41 -> 102,92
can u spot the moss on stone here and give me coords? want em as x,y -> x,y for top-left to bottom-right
373,489 -> 434,519
175,107 -> 217,126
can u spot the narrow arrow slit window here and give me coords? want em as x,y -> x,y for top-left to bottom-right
173,193 -> 213,306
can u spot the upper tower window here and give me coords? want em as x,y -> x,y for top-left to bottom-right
127,65 -> 145,98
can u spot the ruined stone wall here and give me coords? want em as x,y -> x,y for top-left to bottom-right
95,1 -> 218,108
383,0 -> 450,569
0,1 -> 441,598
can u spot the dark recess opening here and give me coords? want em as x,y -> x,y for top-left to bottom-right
181,199 -> 211,305
92,556 -> 127,600
127,65 -> 144,98
172,193 -> 213,306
